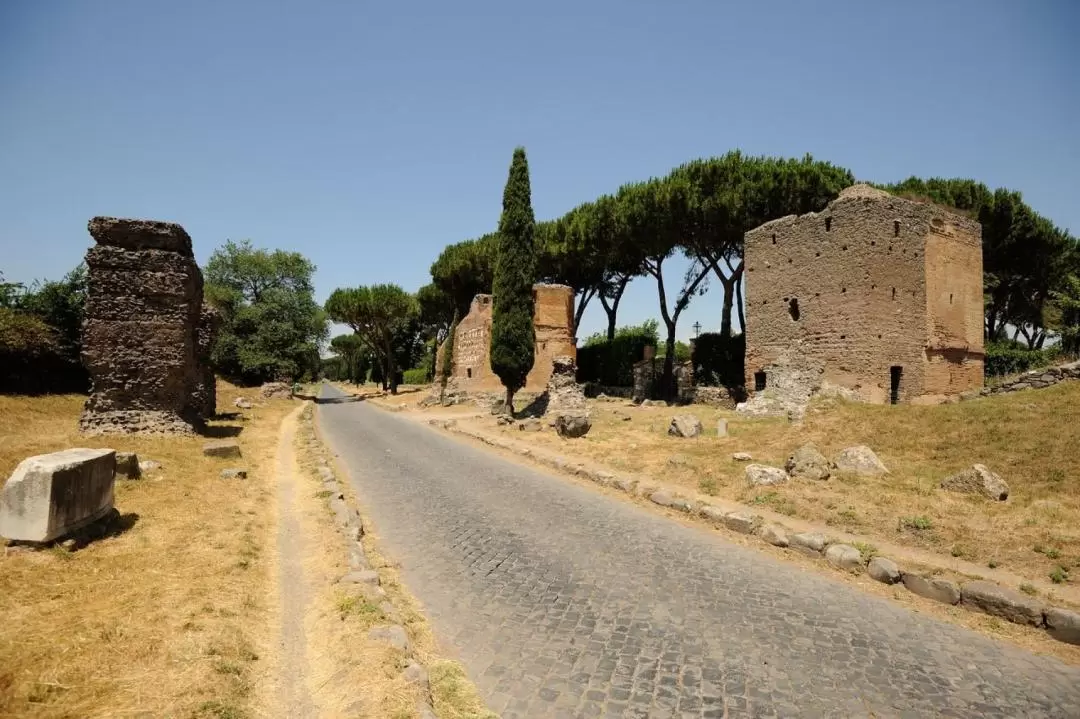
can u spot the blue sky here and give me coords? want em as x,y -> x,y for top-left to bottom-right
2,1 -> 1077,341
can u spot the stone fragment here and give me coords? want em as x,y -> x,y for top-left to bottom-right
553,412 -> 591,438
402,661 -> 430,693
784,444 -> 831,481
1045,607 -> 1080,645
640,399 -> 668,408
88,215 -> 193,253
614,477 -> 636,493
0,448 -> 116,543
496,414 -> 514,426
758,523 -> 790,547
340,570 -> 380,586
901,573 -> 960,605
368,624 -> 410,652
732,452 -> 753,462
517,418 -> 542,432
220,468 -> 248,479
203,440 -> 241,458
825,543 -> 864,572
790,532 -> 827,556
234,397 -> 253,409
544,356 -> 588,414
960,581 -> 1045,626
668,415 -> 703,438
941,464 -> 1009,501
716,418 -> 728,437
833,445 -> 888,476
192,305 -> 222,417
867,557 -> 901,585
316,466 -> 334,482
261,381 -> 292,399
722,511 -> 761,535
699,505 -> 726,524
649,490 -> 674,507
745,464 -> 789,486
667,454 -> 690,467
139,459 -> 162,473
114,451 -> 141,480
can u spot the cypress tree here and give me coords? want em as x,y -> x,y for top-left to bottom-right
489,147 -> 537,413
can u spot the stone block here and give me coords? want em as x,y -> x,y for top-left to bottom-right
784,444 -> 831,481
0,448 -> 116,542
757,523 -> 789,547
203,440 -> 241,458
833,446 -> 888,476
368,624 -> 410,652
114,451 -> 141,480
745,464 -> 789,486
88,216 -> 193,253
825,544 -> 864,572
790,532 -> 827,556
732,452 -> 752,462
716,418 -> 728,437
554,412 -> 591,438
867,557 -> 901,584
699,505 -> 726,524
722,511 -> 761,535
220,468 -> 248,479
649,490 -> 675,507
668,415 -> 703,438
941,465 -> 1009,501
1045,607 -> 1080,645
901,573 -> 960,605
960,580 -> 1045,626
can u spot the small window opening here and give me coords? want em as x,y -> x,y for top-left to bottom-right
890,366 -> 903,405
815,251 -> 821,257
891,287 -> 896,300
841,287 -> 847,294
949,293 -> 953,304
842,244 -> 848,251
788,298 -> 800,321
754,371 -> 767,392
466,367 -> 472,379
871,240 -> 876,246
840,334 -> 846,340
788,257 -> 793,263
871,284 -> 876,290
825,218 -> 832,232
894,220 -> 900,237
771,234 -> 776,244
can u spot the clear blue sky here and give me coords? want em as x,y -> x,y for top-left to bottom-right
2,1 -> 1077,342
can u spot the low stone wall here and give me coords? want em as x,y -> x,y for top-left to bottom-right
970,360 -> 1080,399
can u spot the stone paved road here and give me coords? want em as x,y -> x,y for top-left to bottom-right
317,385 -> 1080,718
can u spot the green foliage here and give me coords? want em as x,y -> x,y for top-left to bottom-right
402,368 -> 429,385
439,310 -> 458,386
324,284 -> 418,394
692,332 -> 746,387
576,321 -> 658,386
328,333 -> 369,384
430,235 -> 496,317
489,147 -> 537,401
205,240 -> 326,385
899,515 -> 933,531
1052,273 -> 1080,354
984,341 -> 1060,377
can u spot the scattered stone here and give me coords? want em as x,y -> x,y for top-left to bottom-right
732,452 -> 753,462
833,445 -> 889,476
901,573 -> 960,605
220,468 -> 248,479
368,624 -> 410,652
670,498 -> 695,513
614,477 -> 636,493
941,464 -> 1010,501
790,532 -> 828,556
234,397 -> 253,409
517,418 -> 542,432
261,381 -> 292,399
700,505 -> 726,524
649,490 -> 675,508
745,464 -> 789,486
784,444 -> 831,481
60,538 -> 78,552
640,399 -> 668,408
1045,607 -> 1080,645
867,557 -> 901,585
340,570 -> 380,586
553,412 -> 591,438
667,454 -> 690,467
114,451 -> 141,480
668,415 -> 703,438
960,580 -> 1045,626
722,511 -> 761,535
402,661 -> 430,693
825,544 -> 864,572
758,523 -> 790,547
316,466 -> 334,482
496,414 -> 514,426
203,440 -> 241,458
0,448 -> 116,543
139,459 -> 162,473
716,418 -> 728,437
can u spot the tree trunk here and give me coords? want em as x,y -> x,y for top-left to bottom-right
599,275 -> 630,341
385,334 -> 397,395
662,321 -> 677,400
505,387 -> 515,418
573,287 -> 596,336
735,271 -> 745,335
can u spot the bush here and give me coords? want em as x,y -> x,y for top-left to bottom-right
577,322 -> 659,386
0,308 -> 87,394
692,332 -> 745,387
402,367 -> 429,385
984,341 -> 1061,377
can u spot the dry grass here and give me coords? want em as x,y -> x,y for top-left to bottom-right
0,382 -> 293,719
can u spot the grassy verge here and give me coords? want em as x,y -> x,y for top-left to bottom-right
0,382 -> 292,719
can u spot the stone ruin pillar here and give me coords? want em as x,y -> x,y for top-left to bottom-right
79,217 -> 205,435
192,304 -> 222,418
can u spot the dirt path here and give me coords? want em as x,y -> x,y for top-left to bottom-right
272,407 -> 318,718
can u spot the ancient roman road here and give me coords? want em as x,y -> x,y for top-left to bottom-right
316,385 -> 1080,719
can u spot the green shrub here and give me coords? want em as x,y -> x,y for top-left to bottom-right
691,332 -> 745,387
984,341 -> 1061,377
402,367 -> 429,385
577,321 -> 659,386
0,307 -> 87,394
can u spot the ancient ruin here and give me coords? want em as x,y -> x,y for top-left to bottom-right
438,283 -> 576,393
743,185 -> 984,407
80,216 -> 209,435
193,304 -> 222,418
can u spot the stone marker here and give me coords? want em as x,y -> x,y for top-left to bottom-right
716,418 -> 728,437
867,557 -> 901,584
790,532 -> 827,556
825,544 -> 864,572
668,415 -> 703,438
203,440 -> 241,458
722,511 -> 760,535
649,490 -> 675,507
220,468 -> 248,479
745,464 -> 789,486
1045,607 -> 1080,645
941,464 -> 1009,501
114,451 -> 141,480
833,445 -> 889,476
731,452 -> 752,462
784,444 -> 832,481
758,523 -> 790,547
960,580 -> 1045,626
901,573 -> 960,605
0,448 -> 116,543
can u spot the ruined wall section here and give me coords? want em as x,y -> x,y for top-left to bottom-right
745,188 -> 929,403
192,304 -> 222,418
80,217 -> 205,435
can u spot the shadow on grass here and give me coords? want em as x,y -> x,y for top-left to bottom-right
201,424 -> 243,439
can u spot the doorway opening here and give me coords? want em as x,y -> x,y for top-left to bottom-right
889,366 -> 902,405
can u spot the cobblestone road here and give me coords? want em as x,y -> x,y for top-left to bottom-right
317,386 -> 1080,718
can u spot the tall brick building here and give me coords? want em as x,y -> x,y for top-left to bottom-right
743,185 -> 984,404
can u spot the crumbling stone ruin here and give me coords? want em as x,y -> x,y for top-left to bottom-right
192,304 -> 222,418
80,216 -> 211,435
436,284 -> 577,393
743,185 -> 984,414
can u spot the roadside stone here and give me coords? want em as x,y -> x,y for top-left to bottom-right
496,414 -> 514,426
220,468 -> 248,479
833,445 -> 888,476
960,580 -> 1045,626
261,381 -> 292,399
316,466 -> 334,482
901,573 -> 960,605
402,661 -> 430,693
825,543 -> 864,573
745,463 -> 789,486
517,418 -> 542,432
340,569 -> 380,586
722,511 -> 761,535
668,414 -> 703,438
758,523 -> 789,547
234,397 -> 253,409
867,557 -> 901,585
368,624 -> 410,652
113,451 -> 141,480
1045,607 -> 1080,645
700,505 -> 725,524
716,418 -> 728,437
649,490 -> 674,507
671,498 -> 695,513
640,399 -> 668,407
784,444 -> 831,481
790,532 -> 828,556
553,412 -> 591,438
203,440 -> 241,458
614,477 -> 636,493
138,459 -> 161,473
60,538 -> 78,551
732,452 -> 752,462
941,464 -> 1010,501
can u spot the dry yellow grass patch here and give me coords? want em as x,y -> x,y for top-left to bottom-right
0,382 -> 292,719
